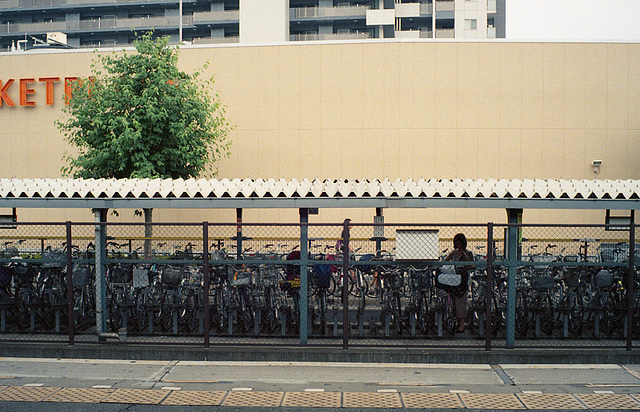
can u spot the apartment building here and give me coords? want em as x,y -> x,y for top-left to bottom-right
0,0 -> 505,51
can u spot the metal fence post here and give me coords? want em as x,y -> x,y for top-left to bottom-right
203,222 -> 210,348
235,208 -> 243,260
627,213 -> 635,351
505,210 -> 521,348
486,222 -> 493,351
299,209 -> 309,345
66,221 -> 74,346
94,209 -> 107,339
342,219 -> 350,349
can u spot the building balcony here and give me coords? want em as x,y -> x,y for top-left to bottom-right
191,35 -> 239,44
436,1 -> 454,12
193,10 -> 239,24
435,28 -> 454,38
419,3 -> 433,14
0,0 -> 191,11
290,5 -> 369,20
0,14 -> 194,34
290,31 -> 372,42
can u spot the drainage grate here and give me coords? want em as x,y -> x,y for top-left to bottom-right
460,393 -> 525,409
517,393 -> 586,410
221,391 -> 284,407
0,386 -> 61,402
162,390 -> 226,406
576,394 -> 640,409
101,388 -> 169,405
43,387 -> 114,403
282,391 -> 342,408
342,392 -> 403,408
401,393 -> 463,409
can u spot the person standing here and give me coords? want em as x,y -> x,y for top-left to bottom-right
444,233 -> 473,333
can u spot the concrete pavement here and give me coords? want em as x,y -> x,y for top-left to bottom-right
1,358 -> 640,410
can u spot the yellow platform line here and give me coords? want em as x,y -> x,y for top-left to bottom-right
0,386 -> 638,409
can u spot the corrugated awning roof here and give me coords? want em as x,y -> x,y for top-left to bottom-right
0,178 -> 638,210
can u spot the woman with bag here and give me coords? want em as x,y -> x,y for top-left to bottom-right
444,233 -> 473,333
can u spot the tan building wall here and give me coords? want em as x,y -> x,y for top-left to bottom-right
0,41 -> 638,224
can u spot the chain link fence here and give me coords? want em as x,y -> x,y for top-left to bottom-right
0,221 -> 637,349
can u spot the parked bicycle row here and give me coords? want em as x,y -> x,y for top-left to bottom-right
0,257 -> 637,341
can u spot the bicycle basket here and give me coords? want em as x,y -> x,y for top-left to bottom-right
312,264 -> 332,289
562,269 -> 581,288
230,271 -> 252,286
72,264 -> 93,287
42,247 -> 66,268
280,278 -> 300,291
13,263 -> 34,284
161,267 -> 183,287
110,264 -> 132,284
0,265 -> 12,287
2,246 -> 18,258
132,266 -> 150,288
532,275 -> 554,290
563,255 -> 579,263
595,269 -> 614,288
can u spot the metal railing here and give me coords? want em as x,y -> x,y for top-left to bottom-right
0,220 -> 637,350
0,0 -> 180,9
290,32 -> 372,42
0,15 -> 196,34
291,5 -> 370,19
192,10 -> 239,23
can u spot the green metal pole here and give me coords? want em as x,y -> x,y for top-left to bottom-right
299,208 -> 309,345
94,209 -> 107,340
342,219 -> 350,349
203,222 -> 210,348
236,208 -> 242,260
66,221 -> 74,346
506,208 -> 522,348
486,222 -> 493,351
627,211 -> 635,351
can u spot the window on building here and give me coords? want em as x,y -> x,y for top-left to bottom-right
464,19 -> 477,30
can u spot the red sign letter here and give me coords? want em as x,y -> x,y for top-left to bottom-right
19,78 -> 36,106
0,79 -> 15,107
64,77 -> 79,104
39,77 -> 60,105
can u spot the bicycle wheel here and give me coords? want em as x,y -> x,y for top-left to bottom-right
567,293 -> 584,337
515,291 -> 529,339
350,268 -> 369,298
109,295 -> 123,332
540,294 -> 555,336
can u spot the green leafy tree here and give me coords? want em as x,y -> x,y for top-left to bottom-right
57,32 -> 232,255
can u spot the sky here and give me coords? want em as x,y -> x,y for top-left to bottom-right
506,0 -> 640,41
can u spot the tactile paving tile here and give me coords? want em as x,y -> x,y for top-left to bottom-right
0,386 -> 61,402
402,393 -> 463,409
43,387 -> 115,403
221,391 -> 284,407
342,392 -> 403,408
517,393 -> 586,409
101,388 -> 169,404
576,394 -> 640,409
460,393 -> 525,409
162,390 -> 226,406
282,391 -> 342,408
